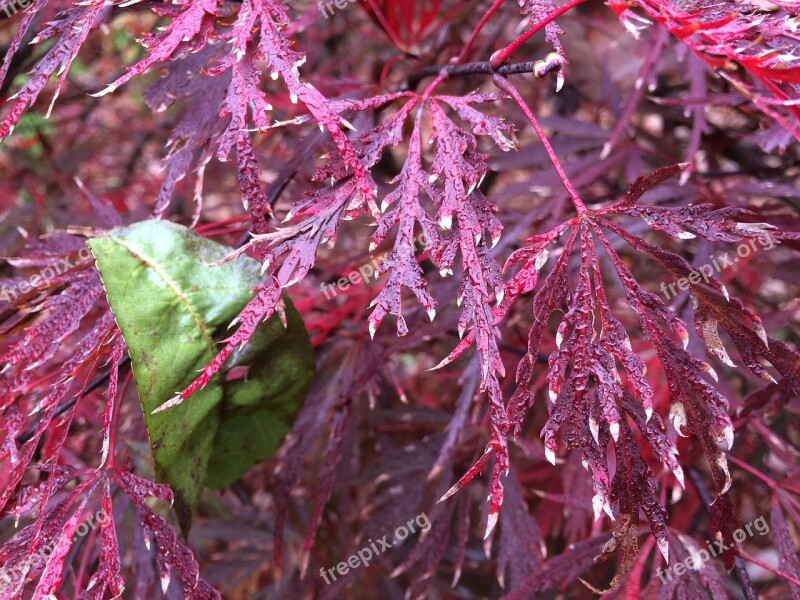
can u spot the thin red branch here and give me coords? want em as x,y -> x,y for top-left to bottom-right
738,549 -> 800,588
459,0 -> 506,60
727,454 -> 776,490
490,0 -> 588,68
492,74 -> 588,214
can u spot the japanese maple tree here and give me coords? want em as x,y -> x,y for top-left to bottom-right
0,0 -> 799,598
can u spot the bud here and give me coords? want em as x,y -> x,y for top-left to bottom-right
533,52 -> 563,80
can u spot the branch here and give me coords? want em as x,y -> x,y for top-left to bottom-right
406,60 -> 537,89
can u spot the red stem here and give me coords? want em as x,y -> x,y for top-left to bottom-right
458,0 -> 506,62
727,453 -> 776,490
492,75 -> 588,215
417,0 -> 509,99
490,0 -> 588,68
107,370 -> 133,469
737,549 -> 800,588
194,216 -> 249,233
363,0 -> 409,52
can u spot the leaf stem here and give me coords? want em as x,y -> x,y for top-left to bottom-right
738,548 -> 800,588
362,0 -> 409,51
107,370 -> 133,470
459,0 -> 506,60
489,0 -> 588,68
413,0 -> 519,98
492,74 -> 588,215
726,453 -> 776,490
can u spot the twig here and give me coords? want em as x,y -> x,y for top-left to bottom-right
406,61 -> 536,89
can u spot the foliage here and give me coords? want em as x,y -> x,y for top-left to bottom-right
89,219 -> 314,533
0,0 -> 799,598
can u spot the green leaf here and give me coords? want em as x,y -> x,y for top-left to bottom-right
207,303 -> 314,489
88,220 -> 314,532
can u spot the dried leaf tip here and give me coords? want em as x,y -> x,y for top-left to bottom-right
152,395 -> 184,414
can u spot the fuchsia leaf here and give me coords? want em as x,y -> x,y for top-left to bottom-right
32,484 -> 96,598
0,0 -> 109,143
79,481 -> 125,600
367,113 -> 437,337
0,474 -> 96,596
95,1 -> 220,99
142,45 -> 228,218
0,0 -> 49,90
114,470 -> 219,598
1,1 -> 799,597
177,94 -> 521,509
614,0 -> 800,141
